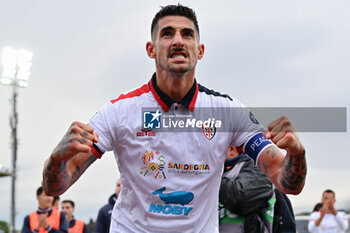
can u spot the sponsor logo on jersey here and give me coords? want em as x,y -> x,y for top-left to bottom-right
140,150 -> 211,177
136,129 -> 156,137
202,125 -> 216,140
148,187 -> 194,216
168,162 -> 210,175
139,150 -> 166,179
168,163 -> 210,170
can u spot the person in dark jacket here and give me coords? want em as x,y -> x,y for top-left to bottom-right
219,146 -> 275,233
95,179 -> 121,233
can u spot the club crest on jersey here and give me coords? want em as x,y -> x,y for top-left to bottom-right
202,125 -> 216,140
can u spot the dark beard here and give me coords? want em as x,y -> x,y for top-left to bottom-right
156,59 -> 195,74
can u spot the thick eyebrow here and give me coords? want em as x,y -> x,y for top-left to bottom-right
160,26 -> 174,34
159,26 -> 195,35
182,28 -> 195,35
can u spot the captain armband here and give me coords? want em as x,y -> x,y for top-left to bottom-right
243,132 -> 272,165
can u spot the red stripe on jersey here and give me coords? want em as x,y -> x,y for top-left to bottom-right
188,83 -> 199,112
110,83 -> 150,104
149,80 -> 169,112
91,145 -> 102,159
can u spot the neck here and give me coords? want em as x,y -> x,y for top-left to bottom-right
37,207 -> 51,213
155,69 -> 195,102
67,215 -> 73,222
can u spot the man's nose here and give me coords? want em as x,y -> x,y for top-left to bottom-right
172,31 -> 184,48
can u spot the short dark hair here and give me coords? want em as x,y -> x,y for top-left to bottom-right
36,186 -> 44,196
62,199 -> 75,208
323,189 -> 335,198
151,4 -> 200,41
312,202 -> 323,212
52,196 -> 60,205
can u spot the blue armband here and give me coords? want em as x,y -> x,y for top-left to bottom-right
243,132 -> 272,164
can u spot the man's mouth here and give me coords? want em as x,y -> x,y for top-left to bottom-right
169,49 -> 188,60
170,54 -> 187,59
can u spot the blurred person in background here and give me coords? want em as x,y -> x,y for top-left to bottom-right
52,196 -> 60,210
308,189 -> 348,233
219,146 -> 275,233
312,203 -> 323,213
21,187 -> 68,233
61,200 -> 89,233
95,179 -> 121,233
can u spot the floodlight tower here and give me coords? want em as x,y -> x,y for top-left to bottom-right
1,47 -> 33,233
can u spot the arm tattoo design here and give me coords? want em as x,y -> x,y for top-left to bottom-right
71,155 -> 97,183
265,146 -> 277,158
43,158 -> 69,195
43,154 -> 97,195
280,149 -> 307,191
262,163 -> 268,175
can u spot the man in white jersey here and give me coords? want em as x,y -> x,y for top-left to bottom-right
308,189 -> 349,233
42,4 -> 307,233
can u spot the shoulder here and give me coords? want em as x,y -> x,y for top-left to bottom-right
96,83 -> 152,117
89,83 -> 151,125
197,84 -> 233,101
23,214 -> 30,222
309,211 -> 320,220
100,203 -> 113,213
197,83 -> 235,107
110,83 -> 151,104
196,83 -> 249,109
75,219 -> 85,225
56,210 -> 65,217
337,211 -> 348,217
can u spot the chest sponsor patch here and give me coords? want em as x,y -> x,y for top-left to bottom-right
149,187 -> 194,216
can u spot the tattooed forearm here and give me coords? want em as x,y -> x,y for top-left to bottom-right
42,157 -> 70,195
262,163 -> 268,175
280,149 -> 307,192
265,146 -> 277,158
71,155 -> 97,183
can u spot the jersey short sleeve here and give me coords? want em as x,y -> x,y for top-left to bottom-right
88,101 -> 117,157
229,98 -> 272,164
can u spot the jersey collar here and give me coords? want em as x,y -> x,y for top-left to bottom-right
148,73 -> 198,112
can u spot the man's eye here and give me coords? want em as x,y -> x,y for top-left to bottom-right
162,31 -> 172,37
183,32 -> 193,37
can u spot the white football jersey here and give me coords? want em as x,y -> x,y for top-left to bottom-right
89,73 -> 271,233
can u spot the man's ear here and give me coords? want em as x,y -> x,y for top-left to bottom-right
146,41 -> 156,59
197,43 -> 205,60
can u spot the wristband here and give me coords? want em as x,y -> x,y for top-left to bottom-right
91,144 -> 104,158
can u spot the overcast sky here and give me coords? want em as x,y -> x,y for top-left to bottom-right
1,0 -> 350,230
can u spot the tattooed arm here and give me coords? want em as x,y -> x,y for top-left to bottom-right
258,116 -> 307,195
42,121 -> 99,196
